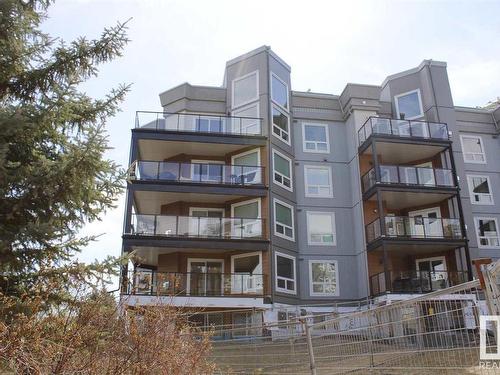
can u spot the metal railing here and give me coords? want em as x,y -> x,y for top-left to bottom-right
127,214 -> 265,239
358,116 -> 450,146
132,160 -> 264,186
127,270 -> 266,297
135,111 -> 263,136
370,270 -> 469,295
365,216 -> 463,243
361,165 -> 455,192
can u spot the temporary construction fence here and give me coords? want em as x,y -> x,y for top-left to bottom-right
209,262 -> 500,374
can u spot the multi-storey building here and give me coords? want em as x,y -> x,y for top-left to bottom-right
120,46 -> 500,328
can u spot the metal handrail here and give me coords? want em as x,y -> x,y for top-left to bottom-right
365,215 -> 463,242
126,270 -> 266,297
131,160 -> 265,186
361,164 -> 456,192
370,269 -> 469,295
134,111 -> 264,136
127,214 -> 265,240
357,116 -> 450,146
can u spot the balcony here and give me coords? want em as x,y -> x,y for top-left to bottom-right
125,271 -> 266,297
135,111 -> 263,137
130,160 -> 264,187
361,165 -> 455,193
127,214 -> 265,240
358,117 -> 449,147
370,270 -> 468,296
366,216 -> 463,244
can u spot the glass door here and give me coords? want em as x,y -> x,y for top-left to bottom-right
416,162 -> 435,186
231,149 -> 260,184
191,160 -> 224,183
409,207 -> 443,238
231,199 -> 261,238
416,257 -> 448,291
187,260 -> 223,296
189,208 -> 224,237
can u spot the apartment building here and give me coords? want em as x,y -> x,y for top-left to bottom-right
120,46 -> 500,328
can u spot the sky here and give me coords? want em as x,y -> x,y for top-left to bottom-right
41,0 -> 500,287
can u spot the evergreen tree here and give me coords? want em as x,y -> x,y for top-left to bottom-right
0,0 -> 130,306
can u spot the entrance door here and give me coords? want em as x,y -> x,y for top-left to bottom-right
416,256 -> 448,291
187,259 -> 224,296
231,199 -> 261,238
191,160 -> 224,183
409,207 -> 443,238
231,252 -> 263,294
415,161 -> 435,186
231,149 -> 261,184
189,208 -> 224,237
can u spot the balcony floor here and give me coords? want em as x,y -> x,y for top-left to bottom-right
364,189 -> 457,210
367,238 -> 467,253
121,295 -> 267,308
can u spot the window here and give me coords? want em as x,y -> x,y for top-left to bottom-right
275,252 -> 296,294
467,175 -> 494,205
461,135 -> 486,164
274,199 -> 295,240
273,150 -> 293,190
231,149 -> 261,184
306,212 -> 336,245
272,105 -> 290,144
474,217 -> 500,248
304,166 -> 333,197
232,71 -> 259,109
302,123 -> 330,153
309,261 -> 339,296
395,89 -> 424,120
271,73 -> 289,110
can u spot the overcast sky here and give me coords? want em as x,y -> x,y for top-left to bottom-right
42,0 -> 499,284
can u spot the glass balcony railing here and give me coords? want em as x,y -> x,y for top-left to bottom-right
361,165 -> 455,192
370,270 -> 468,296
365,216 -> 463,243
127,214 -> 265,240
135,111 -> 263,136
358,117 -> 449,146
132,161 -> 264,186
126,270 -> 266,297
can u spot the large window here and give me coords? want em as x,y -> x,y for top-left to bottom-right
474,217 -> 500,248
274,199 -> 295,241
272,105 -> 290,144
306,212 -> 336,246
395,89 -> 423,120
273,150 -> 293,190
461,135 -> 486,164
232,71 -> 259,109
304,165 -> 333,198
302,123 -> 330,153
275,252 -> 296,294
271,73 -> 289,110
309,261 -> 339,296
467,175 -> 494,205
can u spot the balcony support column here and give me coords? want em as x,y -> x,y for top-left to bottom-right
123,133 -> 139,236
382,243 -> 391,293
448,145 -> 473,281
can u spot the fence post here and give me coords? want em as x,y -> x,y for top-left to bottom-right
301,318 -> 317,375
